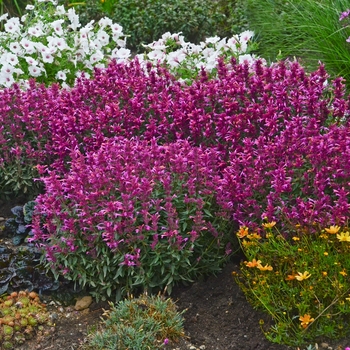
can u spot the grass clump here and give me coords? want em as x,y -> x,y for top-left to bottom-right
246,0 -> 350,89
235,222 -> 350,346
83,292 -> 185,350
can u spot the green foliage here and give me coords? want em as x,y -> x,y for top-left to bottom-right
77,0 -> 239,52
83,293 -> 185,350
235,222 -> 350,346
246,0 -> 350,89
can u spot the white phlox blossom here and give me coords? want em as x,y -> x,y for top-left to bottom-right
111,47 -> 131,62
20,38 -> 36,54
2,52 -> 19,66
98,17 -> 113,29
55,69 -> 69,81
166,50 -> 186,68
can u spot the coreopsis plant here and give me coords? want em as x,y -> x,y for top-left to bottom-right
31,137 -> 235,300
0,0 -> 129,88
234,222 -> 350,346
136,30 -> 259,84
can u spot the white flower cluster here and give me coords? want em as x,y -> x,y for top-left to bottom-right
0,0 -> 130,88
136,30 -> 260,82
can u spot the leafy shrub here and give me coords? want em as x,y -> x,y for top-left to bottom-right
78,0 -> 229,52
235,222 -> 350,346
84,293 -> 185,349
31,137 -> 234,300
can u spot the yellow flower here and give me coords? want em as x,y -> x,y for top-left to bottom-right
292,236 -> 300,241
340,270 -> 347,276
323,252 -> 328,256
319,234 -> 329,239
295,271 -> 311,281
322,271 -> 328,277
299,314 -> 315,329
245,259 -> 262,268
257,263 -> 273,271
337,231 -> 350,242
262,221 -> 276,229
325,225 -> 341,234
246,233 -> 262,240
345,295 -> 350,302
237,226 -> 249,238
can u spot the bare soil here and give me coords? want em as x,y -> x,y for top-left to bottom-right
1,199 -> 349,350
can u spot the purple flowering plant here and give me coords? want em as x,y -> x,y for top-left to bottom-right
2,57 -> 350,302
31,137 -> 234,299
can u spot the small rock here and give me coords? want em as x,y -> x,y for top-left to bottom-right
74,295 -> 93,311
199,346 -> 206,350
189,347 -> 196,350
321,344 -> 329,349
49,312 -> 58,322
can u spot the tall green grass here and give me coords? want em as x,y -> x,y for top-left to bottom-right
246,0 -> 350,88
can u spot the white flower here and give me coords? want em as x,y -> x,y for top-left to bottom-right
239,30 -> 254,42
20,38 -> 36,54
2,52 -> 19,66
205,36 -> 221,44
27,23 -> 45,37
25,56 -> 39,66
25,5 -> 35,10
89,50 -> 104,64
21,14 -> 28,23
41,52 -> 54,63
67,8 -> 80,31
28,65 -> 43,77
147,50 -> 166,62
115,38 -> 127,48
4,17 -> 21,34
1,63 -> 15,75
111,47 -> 131,61
75,71 -> 90,79
55,69 -> 68,81
48,36 -> 68,51
98,17 -> 113,29
97,30 -> 110,46
55,5 -> 66,15
166,50 -> 186,68
0,71 -> 14,87
51,20 -> 65,36
111,23 -> 123,34
226,36 -> 239,53
9,42 -> 23,55
238,54 -> 255,65
0,14 -> 8,22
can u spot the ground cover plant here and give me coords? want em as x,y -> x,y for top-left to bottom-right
83,292 -> 185,349
235,222 -> 350,346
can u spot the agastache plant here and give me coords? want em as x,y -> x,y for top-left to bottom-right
30,137 -> 234,300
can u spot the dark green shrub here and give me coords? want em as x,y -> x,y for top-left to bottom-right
76,0 -> 244,52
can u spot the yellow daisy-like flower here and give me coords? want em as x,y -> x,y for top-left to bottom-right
257,263 -> 273,271
299,314 -> 315,329
337,231 -> 350,242
245,259 -> 261,268
237,226 -> 249,239
262,221 -> 276,229
292,236 -> 300,241
325,225 -> 341,234
246,233 -> 262,240
295,271 -> 311,281
340,270 -> 347,276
